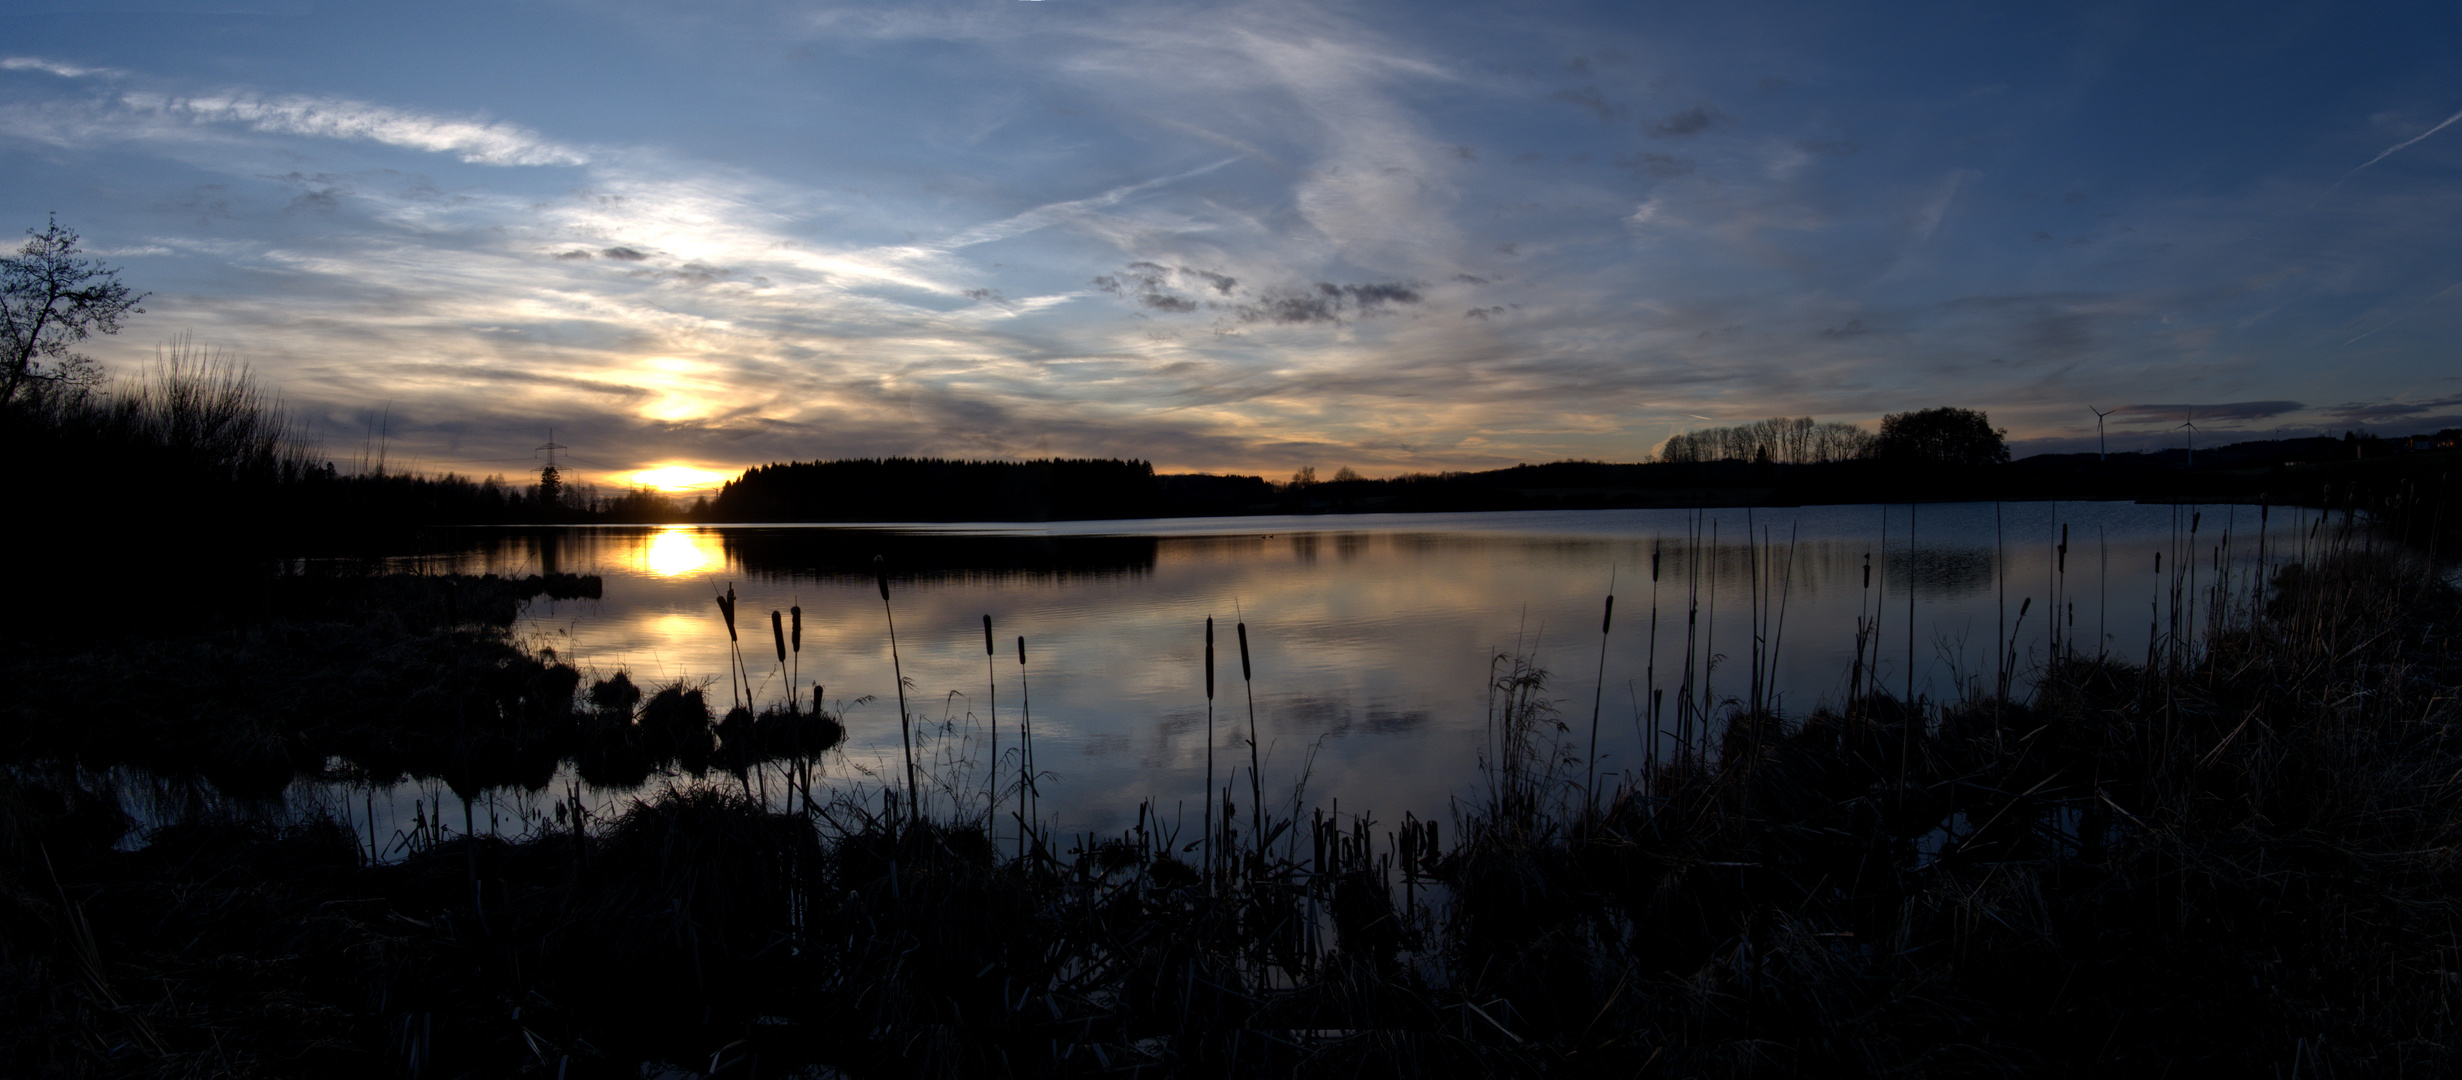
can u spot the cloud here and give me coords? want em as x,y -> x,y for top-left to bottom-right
1227,281 -> 1422,326
601,247 -> 648,261
1548,85 -> 1623,121
1614,152 -> 1692,179
123,90 -> 588,166
2327,104 -> 2462,197
2322,395 -> 2462,424
1650,106 -> 1725,138
2110,401 -> 2308,424
1,56 -> 125,79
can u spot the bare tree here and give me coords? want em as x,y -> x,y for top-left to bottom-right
1659,416 -> 1876,464
1,215 -> 147,405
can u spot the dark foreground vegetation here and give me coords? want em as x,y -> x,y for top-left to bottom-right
8,520 -> 2462,1075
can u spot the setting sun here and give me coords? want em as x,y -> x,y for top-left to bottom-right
630,465 -> 730,493
641,527 -> 724,577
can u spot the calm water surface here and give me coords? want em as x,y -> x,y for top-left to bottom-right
271,501 -> 2332,852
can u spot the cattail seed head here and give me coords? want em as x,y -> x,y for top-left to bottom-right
790,605 -> 801,653
1016,635 -> 1026,666
770,610 -> 786,663
983,614 -> 995,655
1204,616 -> 1215,700
1601,595 -> 1614,636
1237,622 -> 1252,681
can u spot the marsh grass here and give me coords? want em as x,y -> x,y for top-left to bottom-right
8,508 -> 2462,1076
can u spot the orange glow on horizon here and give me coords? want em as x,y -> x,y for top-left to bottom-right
631,465 -> 731,492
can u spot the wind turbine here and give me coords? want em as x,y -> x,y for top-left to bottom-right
2177,410 -> 2198,469
2089,406 -> 2113,461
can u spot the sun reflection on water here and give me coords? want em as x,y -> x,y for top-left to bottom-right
643,528 -> 725,577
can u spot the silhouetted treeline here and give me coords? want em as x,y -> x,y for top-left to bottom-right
710,457 -> 1163,522
1659,415 -> 1877,464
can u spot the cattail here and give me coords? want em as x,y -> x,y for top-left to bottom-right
790,605 -> 802,653
1205,617 -> 1216,701
1237,622 -> 1252,682
770,609 -> 786,664
1601,594 -> 1615,635
984,614 -> 995,656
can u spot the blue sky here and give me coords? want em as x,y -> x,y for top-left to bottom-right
7,0 -> 2461,488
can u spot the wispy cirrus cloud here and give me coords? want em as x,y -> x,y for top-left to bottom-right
120,91 -> 588,166
2,56 -> 127,79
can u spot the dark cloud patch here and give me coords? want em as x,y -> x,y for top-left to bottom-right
1615,152 -> 1693,179
1453,273 -> 1490,285
1093,262 -> 1240,312
1229,281 -> 1424,327
1512,151 -> 1545,164
963,287 -> 1004,302
1464,306 -> 1509,321
1549,85 -> 1624,121
2112,401 -> 2309,424
554,249 -> 594,261
1497,242 -> 1519,256
2032,231 -> 2053,242
2023,311 -> 2092,354
2323,395 -> 2462,424
1818,318 -> 1868,339
287,188 -> 341,213
1451,144 -> 1478,161
660,262 -> 731,285
1651,106 -> 1725,138
1798,138 -> 1858,157
1185,268 -> 1237,295
601,247 -> 647,261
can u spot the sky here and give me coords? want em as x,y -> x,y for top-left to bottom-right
6,0 -> 2462,491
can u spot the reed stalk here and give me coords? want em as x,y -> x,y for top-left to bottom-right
1203,615 -> 1216,887
982,614 -> 997,835
1236,618 -> 1262,858
876,556 -> 917,828
1017,634 -> 1036,861
1643,544 -> 1660,787
1585,585 -> 1612,817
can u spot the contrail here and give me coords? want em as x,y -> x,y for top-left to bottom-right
2316,104 -> 2462,206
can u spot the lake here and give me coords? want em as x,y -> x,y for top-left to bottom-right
260,500 -> 2336,854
